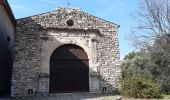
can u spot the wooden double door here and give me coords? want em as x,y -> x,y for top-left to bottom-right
49,44 -> 89,93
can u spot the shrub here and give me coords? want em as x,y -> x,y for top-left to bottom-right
121,75 -> 162,98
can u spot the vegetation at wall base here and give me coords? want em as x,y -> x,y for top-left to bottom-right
121,75 -> 162,99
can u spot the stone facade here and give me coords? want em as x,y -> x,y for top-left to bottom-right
11,8 -> 121,97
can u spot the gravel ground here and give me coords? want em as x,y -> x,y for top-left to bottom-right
0,93 -> 170,100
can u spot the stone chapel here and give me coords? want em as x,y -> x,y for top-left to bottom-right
11,8 -> 121,97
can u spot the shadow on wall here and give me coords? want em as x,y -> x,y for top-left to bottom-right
0,24 -> 13,96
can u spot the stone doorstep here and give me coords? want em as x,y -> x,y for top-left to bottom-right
29,93 -> 117,100
35,92 -> 112,97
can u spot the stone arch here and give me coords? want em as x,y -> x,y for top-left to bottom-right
47,42 -> 90,62
45,41 -> 90,75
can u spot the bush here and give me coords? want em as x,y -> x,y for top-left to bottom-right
121,75 -> 162,98
121,51 -> 170,94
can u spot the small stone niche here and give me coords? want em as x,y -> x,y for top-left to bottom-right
102,87 -> 107,93
28,89 -> 33,95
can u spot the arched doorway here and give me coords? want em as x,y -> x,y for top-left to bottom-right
49,44 -> 89,93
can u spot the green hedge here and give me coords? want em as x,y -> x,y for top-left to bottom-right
121,75 -> 162,98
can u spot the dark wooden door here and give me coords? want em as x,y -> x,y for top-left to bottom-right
49,44 -> 89,93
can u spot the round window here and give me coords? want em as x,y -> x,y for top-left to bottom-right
67,19 -> 74,26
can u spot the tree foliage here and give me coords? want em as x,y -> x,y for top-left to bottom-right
121,51 -> 161,98
121,51 -> 152,79
123,51 -> 142,60
122,0 -> 170,96
121,50 -> 170,94
149,36 -> 170,93
126,0 -> 170,94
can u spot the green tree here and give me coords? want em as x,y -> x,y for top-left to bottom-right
128,0 -> 170,93
149,35 -> 170,93
121,51 -> 152,79
121,51 -> 162,98
122,50 -> 170,93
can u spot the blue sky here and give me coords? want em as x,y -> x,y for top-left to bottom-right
8,0 -> 139,59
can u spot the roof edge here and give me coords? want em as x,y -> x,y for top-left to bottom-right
17,7 -> 120,29
0,0 -> 16,27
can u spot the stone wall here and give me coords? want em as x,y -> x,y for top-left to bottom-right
11,8 -> 121,97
